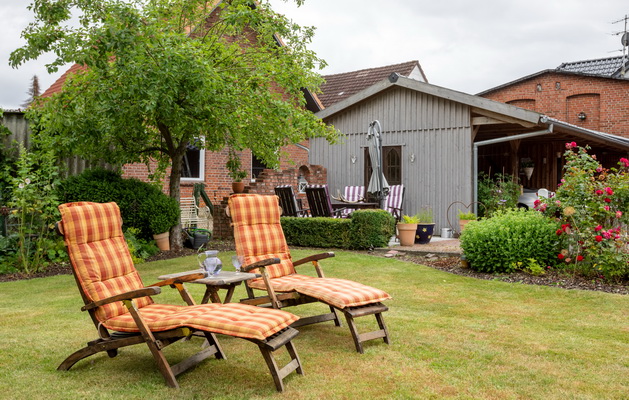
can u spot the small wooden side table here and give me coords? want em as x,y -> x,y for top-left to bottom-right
158,270 -> 260,304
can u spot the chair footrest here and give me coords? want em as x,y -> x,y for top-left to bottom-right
345,302 -> 388,318
261,327 -> 299,351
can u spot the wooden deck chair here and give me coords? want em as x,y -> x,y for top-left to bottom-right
227,194 -> 391,353
383,184 -> 405,221
274,186 -> 309,217
57,202 -> 303,392
304,185 -> 346,218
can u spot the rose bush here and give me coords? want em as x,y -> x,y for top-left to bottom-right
536,143 -> 629,281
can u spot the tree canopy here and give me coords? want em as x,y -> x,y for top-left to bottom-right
11,0 -> 338,202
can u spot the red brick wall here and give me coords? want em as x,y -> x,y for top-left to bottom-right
481,72 -> 629,138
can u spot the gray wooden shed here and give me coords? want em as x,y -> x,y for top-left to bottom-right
311,74 -> 629,231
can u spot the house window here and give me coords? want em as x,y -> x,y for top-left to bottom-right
364,145 -> 402,187
252,154 -> 270,179
181,139 -> 205,181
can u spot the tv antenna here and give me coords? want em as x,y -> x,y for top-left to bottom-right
612,15 -> 629,77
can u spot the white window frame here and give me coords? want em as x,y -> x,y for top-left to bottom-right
181,138 -> 205,183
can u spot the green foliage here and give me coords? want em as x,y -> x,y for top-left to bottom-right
226,148 -> 248,182
17,0 -> 339,199
281,217 -> 352,248
348,210 -> 396,249
512,258 -> 546,276
281,210 -> 396,250
401,214 -> 420,224
124,227 -> 159,264
460,209 -> 559,274
415,206 -> 433,223
57,168 -> 179,239
458,211 -> 477,220
536,144 -> 629,280
3,144 -> 61,273
477,172 -> 521,217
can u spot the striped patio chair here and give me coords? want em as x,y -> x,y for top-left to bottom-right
341,185 -> 366,216
383,184 -> 405,221
228,194 -> 392,353
56,202 -> 303,392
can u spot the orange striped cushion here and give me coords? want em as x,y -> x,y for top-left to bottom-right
229,194 -> 295,279
103,303 -> 298,341
248,273 -> 316,292
58,202 -> 152,322
294,278 -> 391,309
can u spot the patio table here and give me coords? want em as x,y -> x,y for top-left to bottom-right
158,269 -> 260,304
330,200 -> 379,211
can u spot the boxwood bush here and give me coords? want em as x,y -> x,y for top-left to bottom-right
349,209 -> 396,249
281,217 -> 351,248
56,168 -> 179,239
281,209 -> 396,250
460,209 -> 559,273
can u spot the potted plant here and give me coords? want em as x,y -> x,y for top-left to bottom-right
521,159 -> 535,180
226,149 -> 248,193
146,193 -> 180,251
397,214 -> 419,246
458,211 -> 477,234
415,206 -> 435,244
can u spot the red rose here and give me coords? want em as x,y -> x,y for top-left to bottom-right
557,254 -> 565,260
605,187 -> 614,195
604,197 -> 611,203
595,189 -> 603,195
576,255 -> 584,261
594,225 -> 602,232
556,229 -> 563,236
595,235 -> 603,242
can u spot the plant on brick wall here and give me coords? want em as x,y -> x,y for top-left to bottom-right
14,0 -> 340,249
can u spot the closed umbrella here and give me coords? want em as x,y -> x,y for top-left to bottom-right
366,120 -> 389,207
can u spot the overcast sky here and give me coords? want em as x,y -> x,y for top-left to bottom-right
1,0 -> 626,110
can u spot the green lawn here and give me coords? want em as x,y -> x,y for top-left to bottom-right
0,250 -> 627,399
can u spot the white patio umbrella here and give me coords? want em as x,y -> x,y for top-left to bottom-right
366,120 -> 390,207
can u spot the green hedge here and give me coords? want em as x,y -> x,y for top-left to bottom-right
460,209 -> 559,273
281,209 -> 396,250
56,168 -> 179,239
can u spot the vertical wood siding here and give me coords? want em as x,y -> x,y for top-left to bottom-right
311,87 -> 474,230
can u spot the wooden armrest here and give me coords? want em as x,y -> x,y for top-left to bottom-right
147,272 -> 206,287
242,257 -> 281,273
81,287 -> 161,311
292,252 -> 335,267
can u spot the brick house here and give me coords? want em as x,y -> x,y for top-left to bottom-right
478,56 -> 629,139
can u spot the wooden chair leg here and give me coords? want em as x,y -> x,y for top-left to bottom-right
330,305 -> 342,327
254,327 -> 303,392
342,303 -> 390,353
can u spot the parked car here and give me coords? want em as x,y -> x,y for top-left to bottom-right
517,188 -> 554,210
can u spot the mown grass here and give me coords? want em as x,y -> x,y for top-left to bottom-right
0,250 -> 627,399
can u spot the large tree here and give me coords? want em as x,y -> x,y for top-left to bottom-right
11,0 -> 338,247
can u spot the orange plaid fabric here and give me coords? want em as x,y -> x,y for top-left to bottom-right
294,278 -> 392,309
229,194 -> 295,279
104,303 -> 298,341
59,202 -> 152,322
248,273 -> 315,292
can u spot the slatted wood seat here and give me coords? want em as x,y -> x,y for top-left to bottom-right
274,185 -> 309,217
383,184 -> 405,221
180,197 -> 213,231
227,194 -> 392,353
304,185 -> 346,218
56,201 -> 303,392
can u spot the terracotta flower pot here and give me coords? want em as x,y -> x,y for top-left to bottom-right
397,223 -> 418,246
232,181 -> 245,193
153,232 -> 170,251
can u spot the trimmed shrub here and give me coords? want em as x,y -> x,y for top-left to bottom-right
349,209 -> 396,249
460,209 -> 559,273
281,210 -> 396,250
56,168 -> 179,239
281,217 -> 351,248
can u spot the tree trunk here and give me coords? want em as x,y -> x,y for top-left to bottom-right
168,146 -> 186,250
